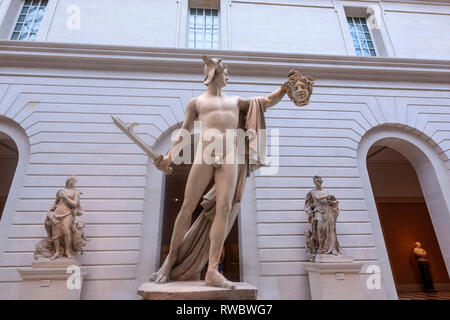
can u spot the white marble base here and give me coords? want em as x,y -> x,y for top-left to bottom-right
138,281 -> 258,300
303,257 -> 364,300
17,259 -> 84,300
313,254 -> 354,263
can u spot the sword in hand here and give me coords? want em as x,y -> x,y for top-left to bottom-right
111,116 -> 173,175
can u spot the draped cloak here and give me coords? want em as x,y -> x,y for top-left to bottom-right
166,97 -> 267,281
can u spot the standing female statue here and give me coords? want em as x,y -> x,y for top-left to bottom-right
44,176 -> 84,260
304,176 -> 342,260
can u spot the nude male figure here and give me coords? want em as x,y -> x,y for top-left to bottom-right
151,56 -> 307,289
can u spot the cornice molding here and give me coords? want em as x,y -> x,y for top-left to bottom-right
1,41 -> 450,83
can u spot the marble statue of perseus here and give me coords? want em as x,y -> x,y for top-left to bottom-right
148,56 -> 314,289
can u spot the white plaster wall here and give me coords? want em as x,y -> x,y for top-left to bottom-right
227,0 -> 347,54
3,0 -> 450,59
44,0 -> 180,46
383,1 -> 450,59
0,61 -> 449,299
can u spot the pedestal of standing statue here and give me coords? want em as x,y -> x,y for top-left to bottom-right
303,255 -> 364,300
17,259 -> 85,300
138,281 -> 257,300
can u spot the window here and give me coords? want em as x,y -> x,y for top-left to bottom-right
188,8 -> 219,49
11,0 -> 48,41
347,17 -> 376,57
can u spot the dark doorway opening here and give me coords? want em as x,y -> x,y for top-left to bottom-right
0,132 -> 18,221
367,145 -> 450,294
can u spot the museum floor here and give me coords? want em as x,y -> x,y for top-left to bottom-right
398,292 -> 450,300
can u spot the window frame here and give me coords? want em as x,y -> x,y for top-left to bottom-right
8,0 -> 51,41
346,16 -> 378,57
337,3 -> 395,57
187,7 -> 220,50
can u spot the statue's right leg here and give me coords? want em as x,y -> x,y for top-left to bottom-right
150,162 -> 214,283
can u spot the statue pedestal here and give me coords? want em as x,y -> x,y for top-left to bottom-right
17,259 -> 85,300
138,281 -> 257,300
303,255 -> 364,300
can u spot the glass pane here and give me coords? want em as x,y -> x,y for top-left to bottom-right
212,10 -> 218,16
370,49 -> 376,56
28,32 -> 36,40
14,23 -> 23,32
22,23 -> 31,33
355,48 -> 362,56
34,15 -> 43,24
25,0 -> 32,4
42,0 -> 48,5
205,9 -> 211,16
11,32 -> 20,40
18,14 -> 26,22
25,13 -> 35,22
367,41 -> 374,48
19,32 -> 28,40
362,24 -> 369,32
29,6 -> 38,16
32,23 -> 40,31
190,8 -> 195,15
205,16 -> 212,28
363,49 -> 370,56
197,17 -> 204,28
32,0 -> 40,5
21,6 -> 29,14
356,24 -> 362,32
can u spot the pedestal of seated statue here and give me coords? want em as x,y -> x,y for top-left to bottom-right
303,255 -> 364,300
17,259 -> 85,300
138,281 -> 257,300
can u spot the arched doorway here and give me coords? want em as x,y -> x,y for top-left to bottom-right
158,137 -> 241,282
357,125 -> 450,300
0,131 -> 18,221
367,145 -> 450,295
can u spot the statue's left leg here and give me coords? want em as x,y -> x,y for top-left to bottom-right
205,162 -> 238,289
63,217 -> 75,259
